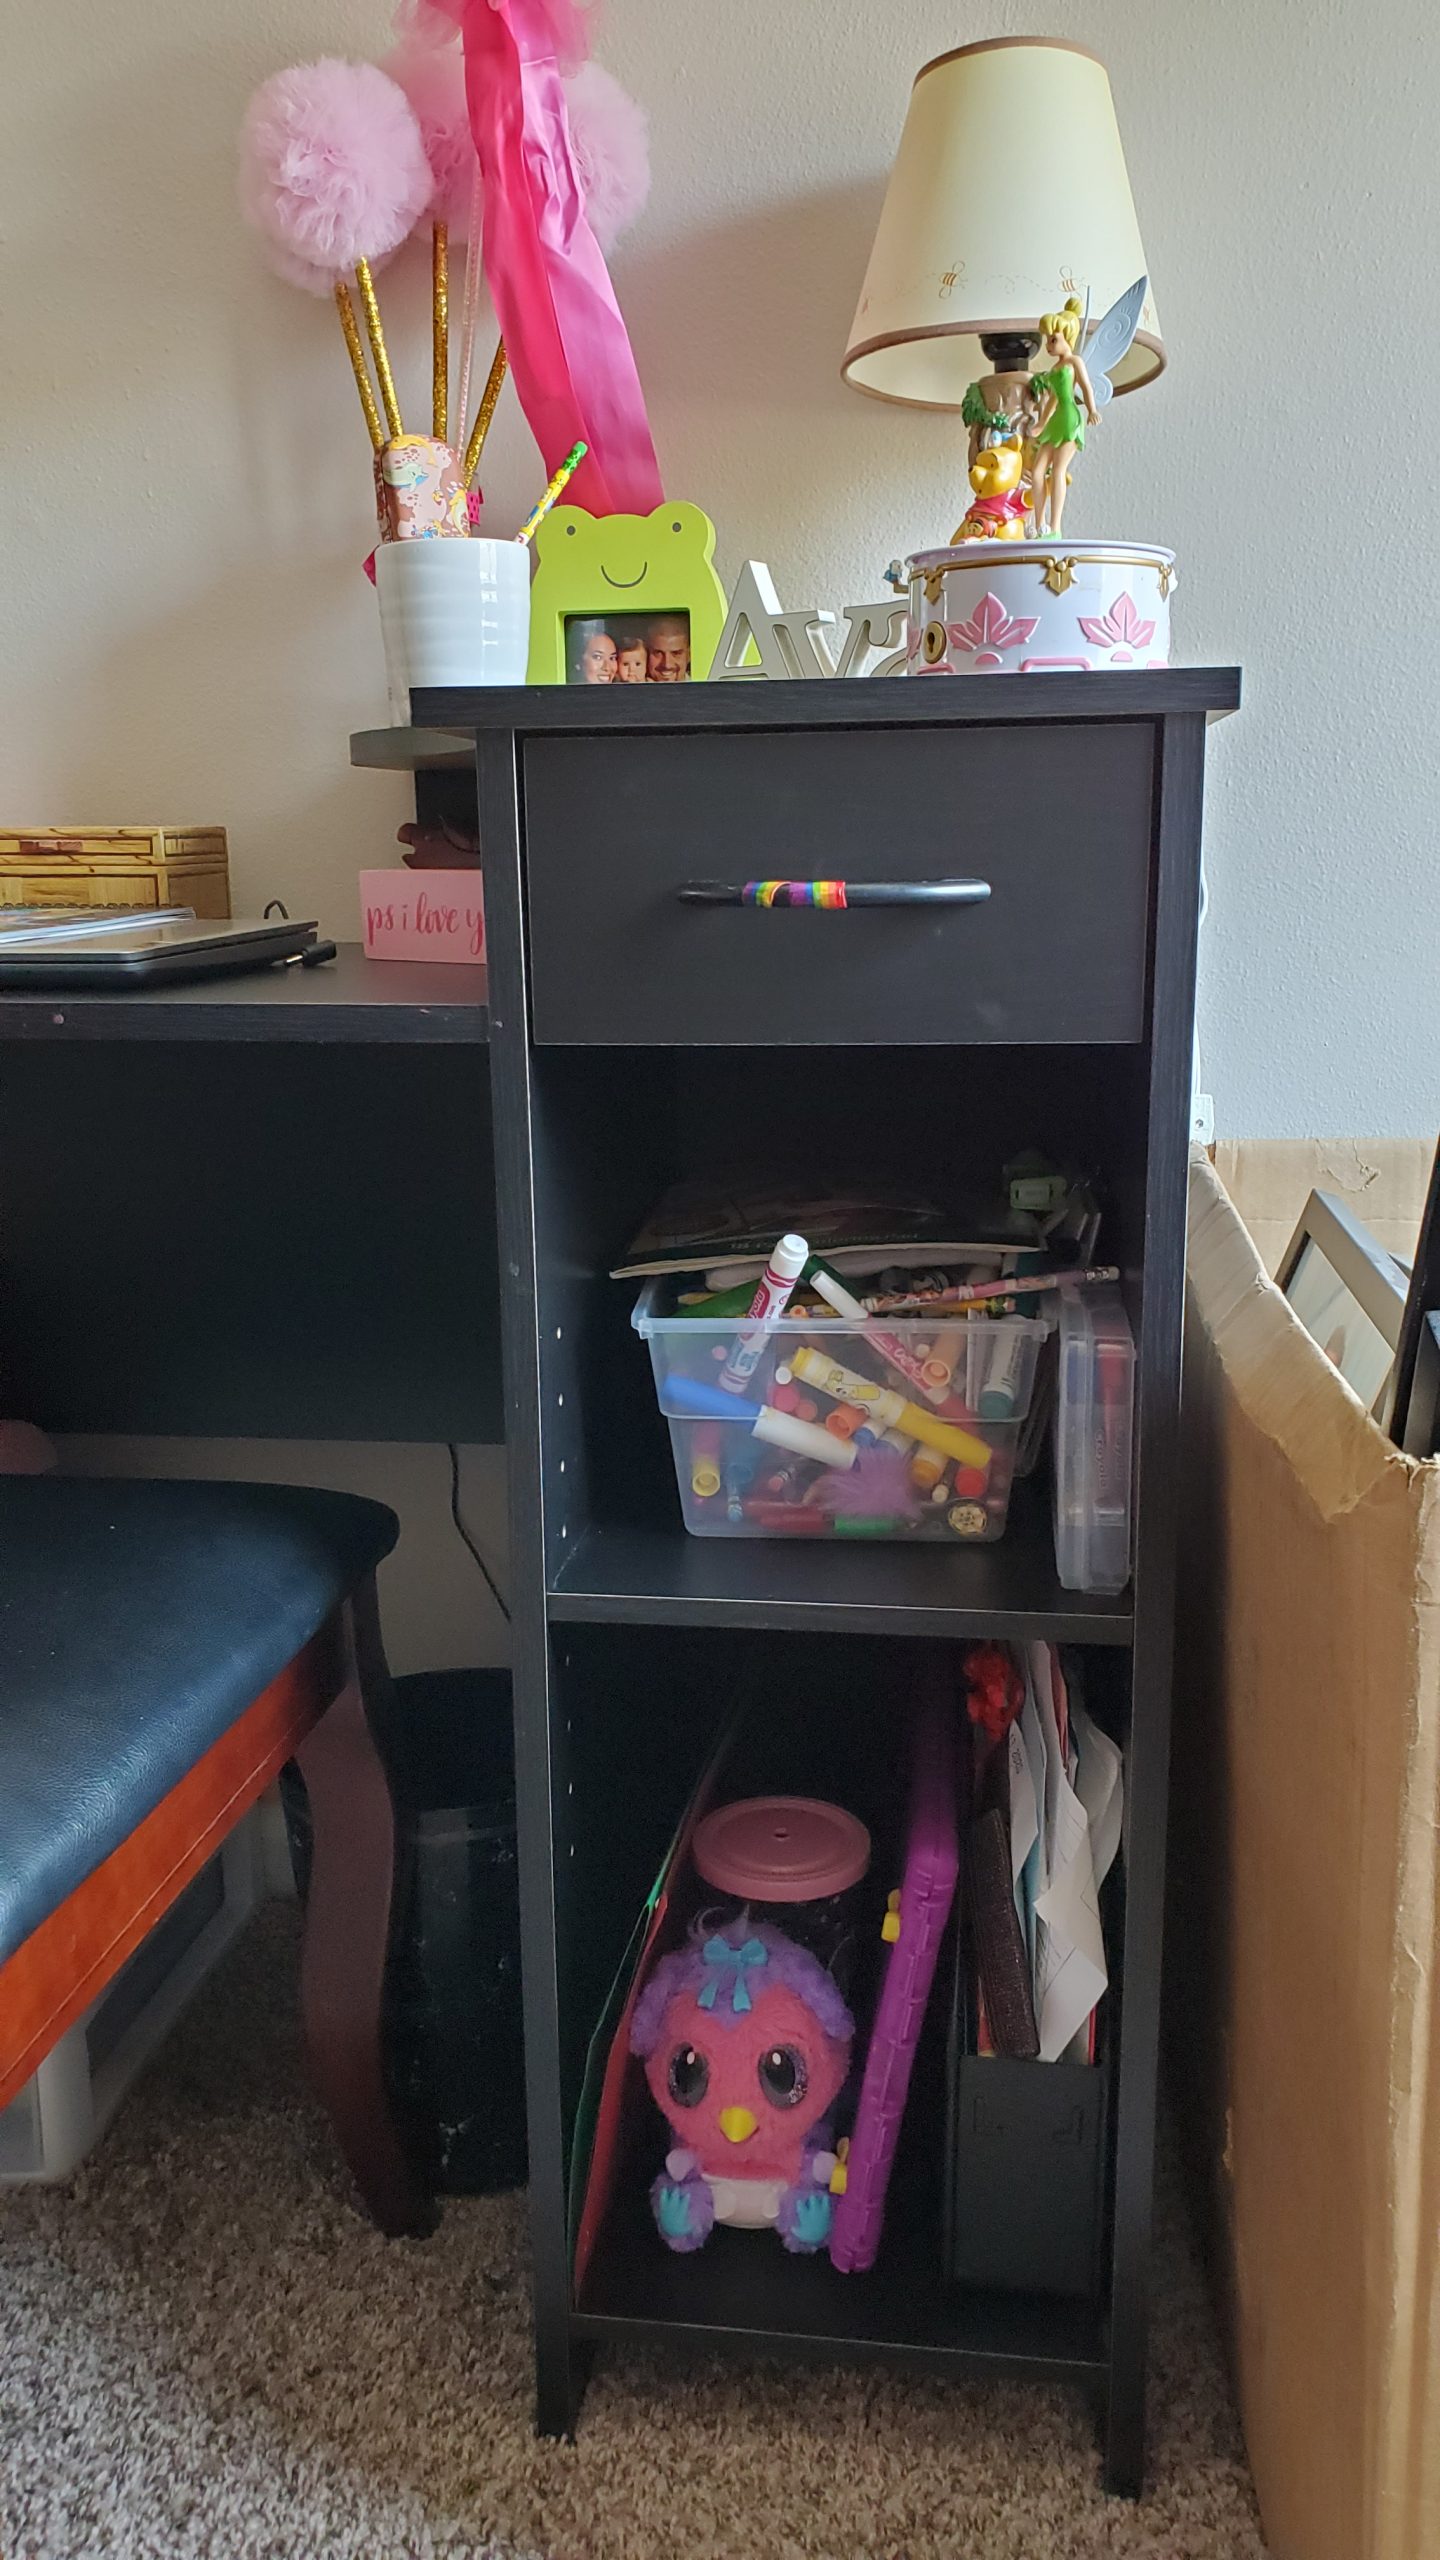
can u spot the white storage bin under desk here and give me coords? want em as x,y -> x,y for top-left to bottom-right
0,1814 -> 260,2182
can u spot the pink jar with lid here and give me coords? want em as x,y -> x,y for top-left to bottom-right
691,1796 -> 872,1990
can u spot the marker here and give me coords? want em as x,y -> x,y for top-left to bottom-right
789,1347 -> 991,1470
719,1233 -> 809,1394
741,1500 -> 829,1533
979,1326 -> 1029,1420
689,1424 -> 722,1500
918,1322 -> 969,1393
659,1373 -> 859,1472
810,1264 -> 869,1323
811,1263 -> 939,1402
752,1405 -> 857,1469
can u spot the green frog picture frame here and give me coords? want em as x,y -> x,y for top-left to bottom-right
526,500 -> 730,685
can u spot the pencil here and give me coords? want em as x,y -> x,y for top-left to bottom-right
515,441 -> 587,544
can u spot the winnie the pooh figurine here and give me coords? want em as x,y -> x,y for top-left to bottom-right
952,439 -> 1030,544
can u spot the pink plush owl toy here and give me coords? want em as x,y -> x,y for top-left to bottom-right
630,1921 -> 853,2254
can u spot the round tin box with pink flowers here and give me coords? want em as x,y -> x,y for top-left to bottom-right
903,541 -> 1175,677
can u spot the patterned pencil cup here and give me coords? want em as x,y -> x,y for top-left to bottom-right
375,539 -> 531,724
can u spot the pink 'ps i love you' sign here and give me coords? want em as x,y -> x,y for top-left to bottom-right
360,870 -> 485,965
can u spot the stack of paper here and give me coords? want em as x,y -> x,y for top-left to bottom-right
1003,1643 -> 1123,2061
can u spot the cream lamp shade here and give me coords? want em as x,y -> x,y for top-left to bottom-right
842,39 -> 1163,408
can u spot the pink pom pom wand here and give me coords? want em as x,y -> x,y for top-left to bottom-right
239,58 -> 432,450
432,220 -> 449,439
463,339 -> 509,486
333,281 -> 386,451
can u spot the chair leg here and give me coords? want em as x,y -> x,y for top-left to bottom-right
294,1582 -> 435,2237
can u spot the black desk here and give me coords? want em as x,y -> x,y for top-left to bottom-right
0,945 -> 501,1443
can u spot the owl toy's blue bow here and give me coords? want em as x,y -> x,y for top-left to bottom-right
697,1935 -> 768,2015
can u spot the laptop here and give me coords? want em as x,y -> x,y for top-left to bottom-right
0,910 -> 323,988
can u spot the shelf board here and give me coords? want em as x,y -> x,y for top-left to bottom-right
416,665 -> 1241,737
574,2174 -> 1104,2385
349,725 -> 474,771
547,1482 -> 1132,1644
0,944 -> 488,1045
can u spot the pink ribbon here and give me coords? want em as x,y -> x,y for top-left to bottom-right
459,0 -> 662,515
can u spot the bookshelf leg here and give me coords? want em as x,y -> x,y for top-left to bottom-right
535,2333 -> 591,2438
1103,2395 -> 1145,2498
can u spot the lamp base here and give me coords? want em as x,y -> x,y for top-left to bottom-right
902,540 -> 1175,675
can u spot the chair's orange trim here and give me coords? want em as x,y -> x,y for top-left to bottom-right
0,1620 -> 341,2115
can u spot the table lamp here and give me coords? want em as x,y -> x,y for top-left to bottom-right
842,38 -> 1162,408
844,38 -> 1175,677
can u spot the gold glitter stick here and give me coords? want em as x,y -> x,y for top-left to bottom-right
462,338 -> 508,486
333,281 -> 384,452
432,222 -> 449,442
355,258 -> 403,441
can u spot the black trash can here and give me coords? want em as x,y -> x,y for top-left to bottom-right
284,1666 -> 527,2195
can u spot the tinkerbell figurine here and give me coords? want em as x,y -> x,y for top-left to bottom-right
1027,277 -> 1149,538
1029,300 -> 1097,538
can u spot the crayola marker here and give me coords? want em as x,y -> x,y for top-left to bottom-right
789,1346 -> 991,1471
719,1233 -> 809,1393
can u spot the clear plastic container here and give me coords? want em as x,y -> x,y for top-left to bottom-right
632,1280 -> 1050,1543
1053,1289 -> 1136,1592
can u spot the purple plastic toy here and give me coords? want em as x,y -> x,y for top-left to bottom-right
828,1674 -> 959,2273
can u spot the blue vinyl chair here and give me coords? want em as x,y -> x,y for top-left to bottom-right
0,1474 -> 432,2234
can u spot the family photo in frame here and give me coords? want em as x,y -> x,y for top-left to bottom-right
564,610 -> 693,685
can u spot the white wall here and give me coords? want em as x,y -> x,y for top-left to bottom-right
2,0 -> 1435,1138
55,1439 -> 510,1674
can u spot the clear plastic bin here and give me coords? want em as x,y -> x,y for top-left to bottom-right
1053,1289 -> 1136,1592
632,1280 -> 1050,1542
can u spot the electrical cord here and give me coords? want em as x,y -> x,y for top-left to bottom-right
447,1439 -> 511,1623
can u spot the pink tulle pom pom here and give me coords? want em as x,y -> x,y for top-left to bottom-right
239,59 -> 433,285
564,60 -> 649,251
816,1445 -> 924,1523
380,31 -> 649,252
381,40 -> 476,230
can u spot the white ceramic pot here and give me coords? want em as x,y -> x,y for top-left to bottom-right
904,540 -> 1175,676
375,537 -> 531,723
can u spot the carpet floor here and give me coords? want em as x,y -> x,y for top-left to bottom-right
1,1907 -> 1266,2560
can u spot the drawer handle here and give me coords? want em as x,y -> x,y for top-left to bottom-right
676,878 -> 992,910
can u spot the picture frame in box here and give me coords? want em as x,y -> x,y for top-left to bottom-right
524,502 -> 729,684
1276,1188 -> 1409,1422
1390,1135 -> 1440,1453
1396,1312 -> 1440,1459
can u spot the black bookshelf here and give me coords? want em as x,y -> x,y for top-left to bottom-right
421,669 -> 1240,2494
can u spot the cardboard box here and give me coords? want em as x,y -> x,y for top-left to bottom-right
1171,1149 -> 1440,2560
1211,1136 -> 1433,1276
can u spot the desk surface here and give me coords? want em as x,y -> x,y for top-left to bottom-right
0,944 -> 488,1044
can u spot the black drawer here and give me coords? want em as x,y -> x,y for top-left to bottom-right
521,720 -> 1153,1047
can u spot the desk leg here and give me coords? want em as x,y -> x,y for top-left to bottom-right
295,1586 -> 436,2238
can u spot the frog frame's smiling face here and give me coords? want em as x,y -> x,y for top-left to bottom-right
526,500 -> 729,683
